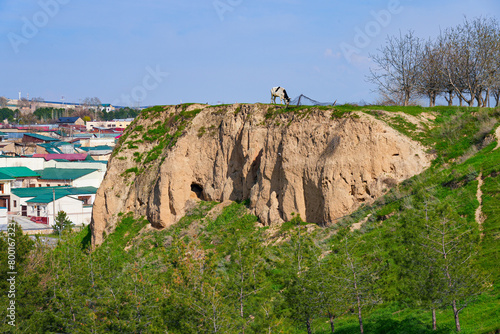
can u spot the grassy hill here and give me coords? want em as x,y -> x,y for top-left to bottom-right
1,104 -> 499,333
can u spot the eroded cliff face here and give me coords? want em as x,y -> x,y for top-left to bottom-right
91,104 -> 432,247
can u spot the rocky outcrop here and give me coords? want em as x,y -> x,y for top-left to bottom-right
91,104 -> 432,247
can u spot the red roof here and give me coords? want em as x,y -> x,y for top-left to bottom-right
59,124 -> 87,130
17,126 -> 56,132
33,153 -> 89,161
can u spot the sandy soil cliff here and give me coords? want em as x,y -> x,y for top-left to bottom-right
91,104 -> 432,247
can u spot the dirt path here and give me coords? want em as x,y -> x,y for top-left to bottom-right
475,173 -> 485,239
351,214 -> 371,232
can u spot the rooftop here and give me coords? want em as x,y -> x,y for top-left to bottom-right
57,117 -> 82,124
12,185 -> 97,198
0,166 -> 40,178
12,186 -> 98,203
0,171 -> 15,181
33,153 -> 89,161
35,168 -> 99,180
23,133 -> 59,142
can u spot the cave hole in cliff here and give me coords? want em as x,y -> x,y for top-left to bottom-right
191,183 -> 205,200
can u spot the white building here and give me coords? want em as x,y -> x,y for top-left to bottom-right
11,186 -> 97,226
35,167 -> 104,188
86,118 -> 134,131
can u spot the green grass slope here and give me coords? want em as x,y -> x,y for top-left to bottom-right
1,104 -> 500,333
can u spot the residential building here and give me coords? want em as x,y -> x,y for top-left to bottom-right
78,145 -> 113,161
0,166 -> 40,211
35,168 -> 102,188
11,186 -> 97,225
22,133 -> 59,144
57,117 -> 85,126
33,153 -> 91,162
0,142 -> 15,155
0,166 -> 40,188
0,171 -> 14,210
86,118 -> 134,131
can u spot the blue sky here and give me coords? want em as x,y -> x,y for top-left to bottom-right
1,0 -> 499,107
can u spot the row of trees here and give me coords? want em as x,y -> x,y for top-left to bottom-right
369,17 -> 500,107
0,107 -> 139,125
33,106 -> 139,123
0,196 -> 489,333
0,96 -> 140,123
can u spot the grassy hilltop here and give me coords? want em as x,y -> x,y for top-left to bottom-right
1,104 -> 500,333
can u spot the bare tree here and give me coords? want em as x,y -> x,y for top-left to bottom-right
370,17 -> 500,108
18,113 -> 38,125
441,17 -> 498,107
417,40 -> 443,107
437,39 -> 457,107
485,20 -> 500,107
17,97 -> 30,111
368,30 -> 423,106
31,97 -> 44,112
0,97 -> 8,108
82,97 -> 102,120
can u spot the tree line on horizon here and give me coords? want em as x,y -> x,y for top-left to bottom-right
0,96 -> 139,125
368,17 -> 500,107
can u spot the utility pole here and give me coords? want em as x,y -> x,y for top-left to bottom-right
52,188 -> 56,230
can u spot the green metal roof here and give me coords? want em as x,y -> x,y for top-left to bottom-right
79,145 -> 114,151
23,133 -> 59,142
65,186 -> 98,195
35,168 -> 99,180
26,193 -> 67,203
0,171 -> 15,181
72,134 -> 93,138
0,166 -> 40,178
37,142 -> 76,154
12,186 -> 97,201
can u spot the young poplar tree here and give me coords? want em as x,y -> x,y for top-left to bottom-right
398,201 -> 490,332
396,201 -> 448,330
328,229 -> 381,334
282,214 -> 322,334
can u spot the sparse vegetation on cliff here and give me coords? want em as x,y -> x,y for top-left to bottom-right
12,103 -> 497,333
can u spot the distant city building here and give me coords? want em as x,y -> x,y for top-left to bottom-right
101,104 -> 113,112
22,133 -> 59,144
86,118 -> 134,131
3,99 -> 117,113
57,117 -> 85,126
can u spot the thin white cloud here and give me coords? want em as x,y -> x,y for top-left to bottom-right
324,48 -> 341,59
